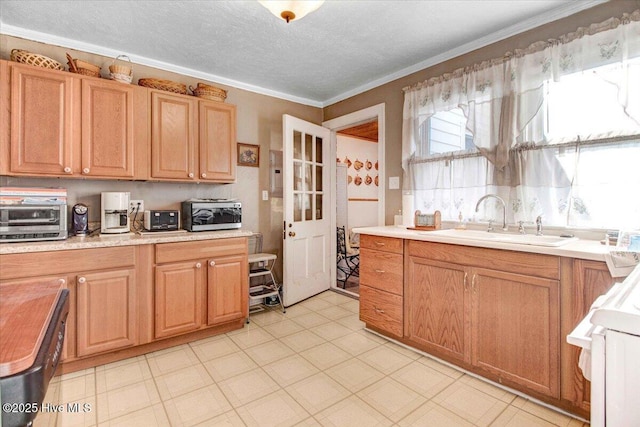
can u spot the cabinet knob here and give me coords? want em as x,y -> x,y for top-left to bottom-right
58,278 -> 66,285
374,241 -> 385,246
209,260 -> 215,267
63,167 -> 72,174
77,277 -> 86,284
188,172 -> 194,178
195,262 -> 202,269
375,269 -> 385,274
374,307 -> 385,314
201,173 -> 207,178
82,167 -> 90,174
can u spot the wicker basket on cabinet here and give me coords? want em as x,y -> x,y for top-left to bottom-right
10,49 -> 64,71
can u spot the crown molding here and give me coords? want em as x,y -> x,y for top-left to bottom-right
1,0 -> 605,108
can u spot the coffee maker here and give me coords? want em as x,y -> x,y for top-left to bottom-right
101,192 -> 130,234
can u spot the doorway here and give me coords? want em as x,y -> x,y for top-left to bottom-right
323,104 -> 386,296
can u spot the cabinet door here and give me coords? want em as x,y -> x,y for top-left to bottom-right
76,269 -> 137,357
81,79 -> 141,178
1,60 -> 9,174
405,257 -> 470,363
10,64 -> 80,176
150,91 -> 197,180
155,261 -> 204,338
207,254 -> 248,325
199,101 -> 236,182
563,260 -> 614,412
472,268 -> 560,398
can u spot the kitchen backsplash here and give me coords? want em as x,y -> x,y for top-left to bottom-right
0,172 -> 260,233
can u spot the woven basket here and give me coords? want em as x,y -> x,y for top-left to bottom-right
66,53 -> 101,78
10,49 -> 64,71
138,78 -> 187,94
189,83 -> 227,102
109,55 -> 133,84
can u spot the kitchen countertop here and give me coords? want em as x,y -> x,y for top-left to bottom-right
353,225 -> 610,262
0,279 -> 64,376
0,229 -> 254,255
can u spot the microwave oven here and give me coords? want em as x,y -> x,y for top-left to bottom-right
0,204 -> 68,242
181,200 -> 241,231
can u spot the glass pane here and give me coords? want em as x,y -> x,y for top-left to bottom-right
304,194 -> 312,221
293,161 -> 303,191
315,165 -> 323,191
316,194 -> 323,220
294,194 -> 302,222
305,133 -> 312,161
316,136 -> 323,164
304,163 -> 312,192
293,131 -> 302,160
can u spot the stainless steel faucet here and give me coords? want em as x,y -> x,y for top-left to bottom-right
536,215 -> 543,236
475,194 -> 508,231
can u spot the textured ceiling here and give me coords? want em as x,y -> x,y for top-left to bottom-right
0,0 -> 603,106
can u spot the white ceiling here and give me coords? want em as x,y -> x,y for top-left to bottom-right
0,0 -> 604,107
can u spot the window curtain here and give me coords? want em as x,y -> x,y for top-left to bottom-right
402,10 -> 640,226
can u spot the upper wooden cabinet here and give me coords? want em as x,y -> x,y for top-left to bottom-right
7,63 -> 80,176
81,78 -> 148,179
150,90 -> 197,180
199,101 -> 236,182
2,63 -> 148,179
150,90 -> 237,183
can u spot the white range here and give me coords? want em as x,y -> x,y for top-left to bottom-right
568,263 -> 640,426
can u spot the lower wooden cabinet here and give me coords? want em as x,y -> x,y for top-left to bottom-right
359,235 -> 404,338
207,254 -> 248,326
359,285 -> 403,337
0,237 -> 248,369
154,261 -> 205,339
472,267 -> 559,398
75,268 -> 138,357
405,257 -> 470,363
154,238 -> 248,339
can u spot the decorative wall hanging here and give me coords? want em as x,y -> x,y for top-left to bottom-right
237,143 -> 260,167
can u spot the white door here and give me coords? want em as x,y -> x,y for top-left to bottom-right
283,114 -> 332,306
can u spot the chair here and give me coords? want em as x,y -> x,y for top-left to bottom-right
337,226 -> 359,288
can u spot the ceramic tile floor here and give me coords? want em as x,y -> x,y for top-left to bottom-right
35,291 -> 588,427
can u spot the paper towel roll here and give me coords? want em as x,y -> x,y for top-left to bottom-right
402,193 -> 414,227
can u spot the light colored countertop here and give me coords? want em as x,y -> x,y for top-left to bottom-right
0,229 -> 254,255
353,225 -> 610,262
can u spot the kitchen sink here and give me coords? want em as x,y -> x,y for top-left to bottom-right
420,229 -> 578,247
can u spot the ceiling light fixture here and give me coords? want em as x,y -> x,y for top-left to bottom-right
258,0 -> 324,23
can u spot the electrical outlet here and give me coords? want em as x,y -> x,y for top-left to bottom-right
129,199 -> 144,214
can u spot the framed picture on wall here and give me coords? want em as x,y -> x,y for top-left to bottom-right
237,143 -> 260,167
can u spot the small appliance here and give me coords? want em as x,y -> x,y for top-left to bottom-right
100,192 -> 130,234
0,205 -> 67,242
143,210 -> 180,231
71,203 -> 89,236
181,199 -> 241,231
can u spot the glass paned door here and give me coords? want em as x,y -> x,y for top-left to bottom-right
283,115 -> 331,306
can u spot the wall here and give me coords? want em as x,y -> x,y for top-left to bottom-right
336,135 -> 379,230
323,0 -> 640,225
0,34 -> 322,278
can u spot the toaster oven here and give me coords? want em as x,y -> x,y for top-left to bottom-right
0,204 -> 68,242
182,200 -> 241,231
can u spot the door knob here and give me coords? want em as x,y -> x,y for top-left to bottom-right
289,231 -> 296,237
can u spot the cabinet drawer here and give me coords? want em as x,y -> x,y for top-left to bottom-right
360,248 -> 403,295
360,235 -> 403,254
0,246 -> 136,280
359,285 -> 403,338
156,237 -> 247,264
